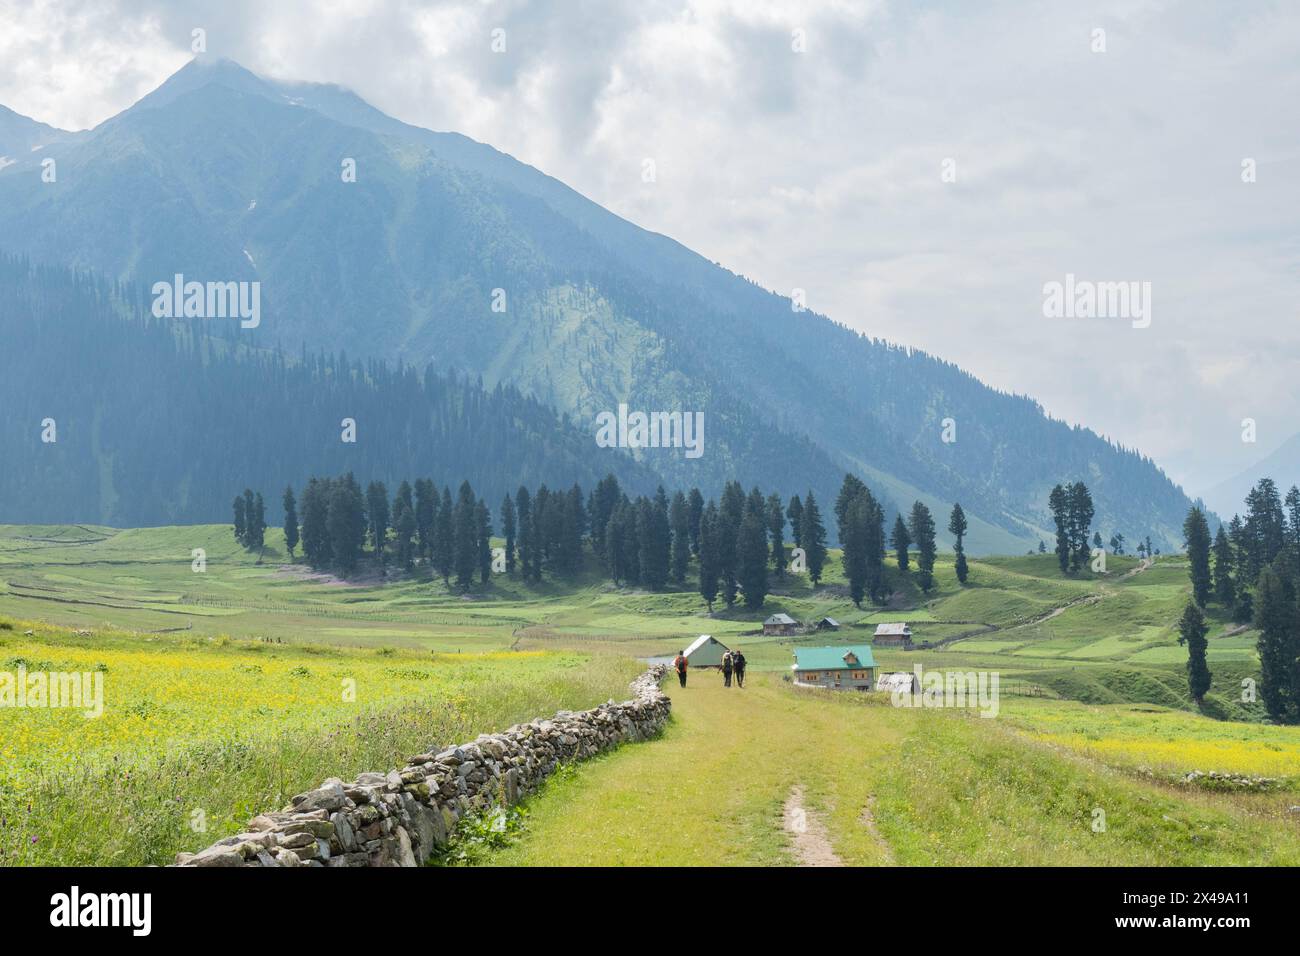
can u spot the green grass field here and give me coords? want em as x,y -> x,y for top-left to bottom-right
1,522 -> 1296,866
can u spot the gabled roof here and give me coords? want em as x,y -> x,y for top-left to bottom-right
765,613 -> 797,625
874,622 -> 911,636
792,645 -> 877,670
683,634 -> 728,656
818,617 -> 840,626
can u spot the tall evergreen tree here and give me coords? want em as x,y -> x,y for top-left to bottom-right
766,492 -> 786,579
718,481 -> 745,607
414,479 -> 435,564
366,481 -> 389,557
515,486 -> 535,583
1254,564 -> 1300,724
1212,524 -> 1236,609
500,494 -> 517,574
787,494 -> 804,549
282,485 -> 299,558
1067,482 -> 1095,572
687,487 -> 705,556
842,495 -> 870,607
909,501 -> 937,592
476,498 -> 492,585
1183,506 -> 1212,606
1049,484 -> 1070,573
698,501 -> 720,611
451,481 -> 478,588
1177,600 -> 1212,705
327,474 -> 366,575
737,510 -> 770,609
948,502 -> 969,584
249,492 -> 267,550
670,490 -> 691,586
801,490 -> 828,586
890,514 -> 911,572
638,488 -> 672,591
435,486 -> 454,584
393,487 -> 417,570
300,477 -> 332,568
232,495 -> 246,545
589,475 -> 621,563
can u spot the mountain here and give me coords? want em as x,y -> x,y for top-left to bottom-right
0,57 -> 1201,552
1201,432 -> 1300,522
0,104 -> 72,162
0,256 -> 671,526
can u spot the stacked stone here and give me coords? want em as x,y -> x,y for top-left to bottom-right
174,664 -> 669,867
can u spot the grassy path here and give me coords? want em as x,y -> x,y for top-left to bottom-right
491,673 -> 901,865
490,672 -> 1300,867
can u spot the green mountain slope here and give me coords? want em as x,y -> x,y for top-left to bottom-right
0,57 -> 1199,552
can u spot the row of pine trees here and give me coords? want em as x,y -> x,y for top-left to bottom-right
236,473 -> 974,611
1180,478 -> 1300,723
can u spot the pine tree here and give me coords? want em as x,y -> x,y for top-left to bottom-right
834,474 -> 868,534
282,486 -> 299,558
1049,484 -> 1070,573
670,490 -> 691,586
687,487 -> 704,556
718,481 -> 745,607
1254,565 -> 1300,723
767,492 -> 786,579
787,495 -> 804,549
949,502 -> 969,585
698,501 -> 720,611
589,475 -> 621,563
435,486 -> 454,584
842,495 -> 870,607
300,477 -> 332,568
393,489 -> 417,570
233,495 -> 247,545
1212,525 -> 1236,609
801,491 -> 828,586
890,514 -> 911,572
1177,600 -> 1212,705
501,494 -> 517,574
638,489 -> 671,591
1183,506 -> 1212,606
250,492 -> 267,550
1067,482 -> 1095,572
327,474 -> 366,576
366,481 -> 389,558
515,486 -> 535,583
476,498 -> 492,585
414,479 -> 435,564
909,501 -> 937,592
737,510 -> 770,610
453,481 -> 477,589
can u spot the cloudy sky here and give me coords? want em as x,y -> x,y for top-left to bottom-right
2,0 -> 1297,496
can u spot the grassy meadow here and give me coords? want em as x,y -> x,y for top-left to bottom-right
1,522 -> 1297,866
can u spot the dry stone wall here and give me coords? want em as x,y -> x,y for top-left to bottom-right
174,665 -> 670,867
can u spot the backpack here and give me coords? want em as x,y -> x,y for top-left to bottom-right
674,655 -> 687,672
733,653 -> 746,669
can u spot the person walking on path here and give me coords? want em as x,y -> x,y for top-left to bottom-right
673,650 -> 688,688
732,649 -> 747,688
721,651 -> 734,687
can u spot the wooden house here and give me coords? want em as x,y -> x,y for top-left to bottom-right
762,613 -> 799,636
873,622 -> 913,647
791,645 -> 877,691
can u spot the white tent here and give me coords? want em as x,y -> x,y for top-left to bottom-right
681,634 -> 731,668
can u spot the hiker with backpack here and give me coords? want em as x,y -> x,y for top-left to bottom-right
732,649 -> 747,688
673,650 -> 688,688
721,651 -> 734,687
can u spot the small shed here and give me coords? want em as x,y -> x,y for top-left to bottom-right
875,671 -> 919,696
763,612 -> 799,636
815,617 -> 840,631
873,622 -> 913,646
791,645 -> 877,691
681,634 -> 731,668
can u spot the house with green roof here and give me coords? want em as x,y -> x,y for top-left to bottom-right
791,645 -> 877,691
